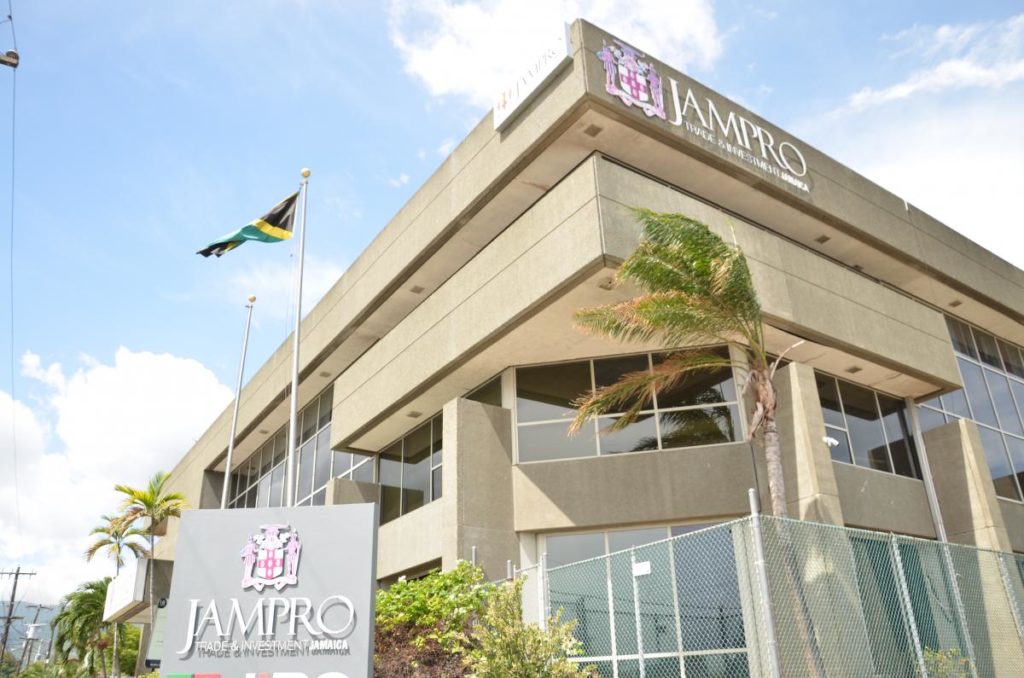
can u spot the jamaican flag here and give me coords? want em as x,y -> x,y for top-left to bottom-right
197,192 -> 299,257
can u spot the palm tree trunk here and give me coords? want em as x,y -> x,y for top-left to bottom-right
148,531 -> 156,633
97,640 -> 108,678
111,562 -> 121,678
762,415 -> 788,518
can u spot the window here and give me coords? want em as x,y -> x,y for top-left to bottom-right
815,373 -> 919,479
919,317 -> 1024,501
515,348 -> 740,463
229,384 -> 334,508
378,414 -> 444,525
545,522 -> 747,675
466,376 -> 502,407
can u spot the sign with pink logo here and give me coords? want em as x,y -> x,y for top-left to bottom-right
161,504 -> 377,678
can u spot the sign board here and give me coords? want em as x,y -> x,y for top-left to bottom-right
103,557 -> 147,622
592,33 -> 811,193
493,24 -> 573,131
160,504 -> 378,678
144,601 -> 167,669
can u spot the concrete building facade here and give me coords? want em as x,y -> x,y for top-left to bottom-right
110,19 -> 1024,665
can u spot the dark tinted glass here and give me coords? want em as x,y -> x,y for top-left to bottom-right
607,527 -> 666,552
839,381 -> 890,472
946,317 -> 977,358
297,438 -> 315,499
1005,436 -> 1024,498
516,362 -> 591,422
301,403 -> 318,443
431,414 -> 443,467
878,395 -> 917,478
940,389 -> 971,420
984,370 -> 1024,436
467,376 -> 502,407
403,424 -> 432,513
917,405 -> 947,432
659,405 -> 737,449
816,374 -> 846,428
260,444 -> 273,476
352,454 -> 374,483
593,354 -> 652,410
597,414 -> 658,454
314,429 -> 332,491
269,464 -> 283,508
998,341 -> 1024,379
655,350 -> 735,409
959,358 -> 998,427
318,385 -> 333,429
333,450 -> 352,478
825,425 -> 853,464
379,443 -> 402,523
311,488 -> 326,506
974,331 -> 1003,369
432,467 -> 443,501
273,430 -> 286,466
518,421 -> 597,462
257,473 -> 271,508
546,532 -> 605,568
977,428 -> 1021,500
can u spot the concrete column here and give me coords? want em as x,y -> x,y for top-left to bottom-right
773,362 -> 844,524
923,419 -> 1012,551
442,398 -> 519,580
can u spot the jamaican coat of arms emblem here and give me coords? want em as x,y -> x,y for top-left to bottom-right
597,39 -> 666,120
240,523 -> 302,592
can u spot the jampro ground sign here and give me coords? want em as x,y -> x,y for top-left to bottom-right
160,503 -> 377,678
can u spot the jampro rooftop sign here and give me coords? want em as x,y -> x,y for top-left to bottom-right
161,504 -> 377,678
595,38 -> 810,193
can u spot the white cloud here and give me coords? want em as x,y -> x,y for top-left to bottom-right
388,172 -> 410,187
227,254 -> 347,323
797,13 -> 1024,270
0,349 -> 232,603
388,0 -> 722,108
839,14 -> 1024,113
436,137 -> 455,156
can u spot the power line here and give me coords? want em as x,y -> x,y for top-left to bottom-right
0,567 -> 35,662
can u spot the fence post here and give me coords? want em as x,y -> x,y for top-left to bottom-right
997,554 -> 1024,642
507,559 -> 514,582
539,552 -> 549,630
939,545 -> 979,678
889,533 -> 928,677
748,488 -> 782,678
630,548 -> 646,678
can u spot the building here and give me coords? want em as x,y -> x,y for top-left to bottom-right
105,18 -> 1024,673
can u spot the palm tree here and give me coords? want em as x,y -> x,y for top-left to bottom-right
570,208 -> 795,517
115,472 -> 187,631
84,515 -> 149,678
51,579 -> 117,678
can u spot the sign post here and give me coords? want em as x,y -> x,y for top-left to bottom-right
160,504 -> 377,678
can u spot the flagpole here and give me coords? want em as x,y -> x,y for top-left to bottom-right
285,168 -> 311,508
220,294 -> 256,509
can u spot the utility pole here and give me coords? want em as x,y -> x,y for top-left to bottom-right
17,605 -> 49,673
0,568 -> 36,666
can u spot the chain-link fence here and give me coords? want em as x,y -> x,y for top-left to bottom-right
515,514 -> 1024,677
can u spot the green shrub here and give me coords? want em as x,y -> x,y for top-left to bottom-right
466,578 -> 594,678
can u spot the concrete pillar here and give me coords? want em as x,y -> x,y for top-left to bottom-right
442,398 -> 519,581
923,419 -> 1012,551
774,362 -> 844,524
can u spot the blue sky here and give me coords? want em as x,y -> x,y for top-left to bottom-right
1,0 -> 1022,602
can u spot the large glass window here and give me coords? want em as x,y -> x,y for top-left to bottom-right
515,348 -> 740,463
228,384 -> 334,508
919,317 -> 1024,501
377,413 -> 444,525
815,373 -> 919,479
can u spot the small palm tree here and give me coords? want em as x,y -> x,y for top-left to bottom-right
84,515 -> 149,678
115,472 -> 187,631
51,579 -> 117,678
570,209 -> 795,517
